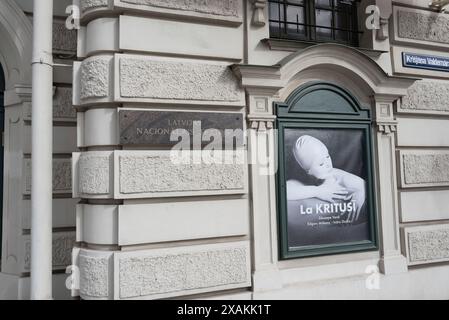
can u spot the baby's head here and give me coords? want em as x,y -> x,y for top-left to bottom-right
293,135 -> 333,180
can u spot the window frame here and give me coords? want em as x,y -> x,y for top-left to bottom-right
275,82 -> 378,260
268,0 -> 361,46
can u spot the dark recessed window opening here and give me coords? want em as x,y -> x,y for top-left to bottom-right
269,0 -> 361,46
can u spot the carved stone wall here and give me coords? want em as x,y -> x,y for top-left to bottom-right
54,87 -> 76,119
119,0 -> 240,17
23,232 -> 76,271
401,81 -> 449,113
81,0 -> 109,13
79,250 -> 112,299
78,152 -> 112,195
401,152 -> 449,187
80,56 -> 111,100
24,159 -> 72,194
53,21 -> 77,53
118,153 -> 245,195
404,225 -> 449,265
119,56 -> 243,102
116,241 -> 250,299
397,9 -> 449,44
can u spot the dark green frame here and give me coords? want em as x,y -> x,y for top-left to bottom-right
275,82 -> 378,259
0,63 -> 4,260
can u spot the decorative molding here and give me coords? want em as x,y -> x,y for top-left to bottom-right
119,0 -> 240,17
115,241 -> 251,299
376,17 -> 389,40
248,114 -> 276,132
80,0 -> 109,13
376,122 -> 397,135
404,224 -> 449,265
251,0 -> 267,26
429,0 -> 449,12
233,44 -> 416,98
23,232 -> 75,271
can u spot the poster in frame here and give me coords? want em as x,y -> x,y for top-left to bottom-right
276,83 -> 378,259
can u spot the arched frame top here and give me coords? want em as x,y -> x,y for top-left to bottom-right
232,43 -> 418,103
278,81 -> 371,121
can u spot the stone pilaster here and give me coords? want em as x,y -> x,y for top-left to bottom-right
373,96 -> 408,275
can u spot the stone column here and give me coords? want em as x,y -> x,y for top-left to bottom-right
373,95 -> 408,275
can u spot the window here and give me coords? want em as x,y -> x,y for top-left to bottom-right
269,0 -> 360,46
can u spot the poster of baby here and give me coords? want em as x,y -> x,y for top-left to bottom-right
283,128 -> 371,250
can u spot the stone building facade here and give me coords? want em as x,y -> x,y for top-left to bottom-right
1,0 -> 449,299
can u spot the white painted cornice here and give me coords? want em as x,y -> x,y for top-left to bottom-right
232,43 -> 419,99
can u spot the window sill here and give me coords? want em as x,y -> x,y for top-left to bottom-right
262,38 -> 387,58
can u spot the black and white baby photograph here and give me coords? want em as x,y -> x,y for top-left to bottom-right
284,128 -> 370,249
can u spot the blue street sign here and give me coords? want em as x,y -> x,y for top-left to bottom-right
402,52 -> 449,72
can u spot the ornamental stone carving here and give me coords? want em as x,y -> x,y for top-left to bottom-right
81,0 -> 109,13
120,0 -> 240,17
251,0 -> 267,26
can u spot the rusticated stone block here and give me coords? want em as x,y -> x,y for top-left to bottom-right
25,87 -> 76,120
23,232 -> 75,271
116,242 -> 250,299
397,10 -> 449,44
78,152 -> 111,195
119,0 -> 240,17
402,152 -> 449,186
53,21 -> 77,53
401,81 -> 449,113
54,87 -> 76,119
81,0 -> 109,13
80,56 -> 110,100
119,56 -> 243,102
405,225 -> 449,265
118,151 -> 245,195
79,250 -> 112,298
25,159 -> 72,194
